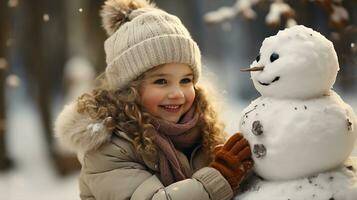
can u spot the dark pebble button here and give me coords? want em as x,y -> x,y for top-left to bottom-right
253,144 -> 266,158
252,120 -> 263,136
347,119 -> 352,131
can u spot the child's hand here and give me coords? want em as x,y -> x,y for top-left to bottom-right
210,132 -> 253,190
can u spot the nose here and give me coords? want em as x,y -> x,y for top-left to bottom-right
168,86 -> 184,99
240,66 -> 265,72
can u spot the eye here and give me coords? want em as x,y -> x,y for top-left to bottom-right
256,54 -> 260,62
153,79 -> 167,85
180,78 -> 192,84
270,53 -> 279,62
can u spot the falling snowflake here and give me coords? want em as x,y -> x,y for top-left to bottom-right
6,38 -> 14,47
8,0 -> 18,8
43,14 -> 50,22
351,43 -> 357,52
0,58 -> 8,70
6,74 -> 20,88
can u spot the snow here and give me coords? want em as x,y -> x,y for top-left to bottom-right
203,0 -> 261,23
0,83 -> 356,199
235,25 -> 357,199
235,158 -> 357,200
0,25 -> 355,200
0,87 -> 79,200
203,6 -> 237,24
286,18 -> 297,27
63,56 -> 95,103
239,91 -> 357,180
249,25 -> 339,99
266,1 -> 293,26
331,4 -> 349,24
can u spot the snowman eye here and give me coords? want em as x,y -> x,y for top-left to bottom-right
270,53 -> 279,62
256,54 -> 260,62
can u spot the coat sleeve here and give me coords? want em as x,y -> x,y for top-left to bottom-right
148,167 -> 233,200
81,140 -> 233,200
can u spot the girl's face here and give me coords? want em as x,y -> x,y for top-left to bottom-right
139,63 -> 195,123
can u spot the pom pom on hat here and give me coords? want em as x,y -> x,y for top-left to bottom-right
100,0 -> 156,36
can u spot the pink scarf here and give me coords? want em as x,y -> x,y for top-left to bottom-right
152,108 -> 201,186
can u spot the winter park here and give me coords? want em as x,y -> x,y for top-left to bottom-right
0,0 -> 356,200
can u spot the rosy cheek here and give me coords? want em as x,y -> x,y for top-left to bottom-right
184,88 -> 195,111
141,90 -> 162,113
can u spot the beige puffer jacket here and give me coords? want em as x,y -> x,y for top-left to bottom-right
54,102 -> 233,200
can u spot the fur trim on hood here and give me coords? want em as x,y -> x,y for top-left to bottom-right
54,102 -> 113,153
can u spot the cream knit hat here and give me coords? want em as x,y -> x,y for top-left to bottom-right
101,0 -> 201,90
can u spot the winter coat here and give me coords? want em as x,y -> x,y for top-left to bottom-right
55,102 -> 234,200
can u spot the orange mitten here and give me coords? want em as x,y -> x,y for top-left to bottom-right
210,132 -> 253,189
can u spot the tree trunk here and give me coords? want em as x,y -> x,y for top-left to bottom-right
23,0 -> 53,154
0,0 -> 13,170
19,0 -> 81,175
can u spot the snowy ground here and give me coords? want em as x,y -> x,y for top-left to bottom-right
0,87 -> 79,200
0,86 -> 356,200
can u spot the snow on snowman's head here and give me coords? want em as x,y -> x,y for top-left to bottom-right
248,25 -> 339,99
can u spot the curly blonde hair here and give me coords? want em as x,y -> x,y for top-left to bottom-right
77,73 -> 226,160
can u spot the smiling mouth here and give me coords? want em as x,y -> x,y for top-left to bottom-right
159,105 -> 182,113
258,76 -> 280,86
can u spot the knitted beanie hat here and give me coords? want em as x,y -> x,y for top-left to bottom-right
101,0 -> 201,90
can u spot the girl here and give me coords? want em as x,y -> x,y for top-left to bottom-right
55,0 -> 253,199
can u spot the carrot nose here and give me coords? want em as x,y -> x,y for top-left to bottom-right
240,66 -> 265,72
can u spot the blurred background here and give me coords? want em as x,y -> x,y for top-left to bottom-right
0,0 -> 356,199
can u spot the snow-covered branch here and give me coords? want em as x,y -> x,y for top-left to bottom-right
204,0 -> 350,28
265,0 -> 295,27
204,0 -> 262,23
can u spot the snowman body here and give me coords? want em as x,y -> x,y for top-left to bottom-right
237,25 -> 357,181
236,25 -> 357,200
240,91 -> 357,180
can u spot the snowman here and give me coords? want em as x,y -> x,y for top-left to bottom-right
235,25 -> 357,200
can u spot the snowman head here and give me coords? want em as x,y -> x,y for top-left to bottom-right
244,25 -> 339,99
